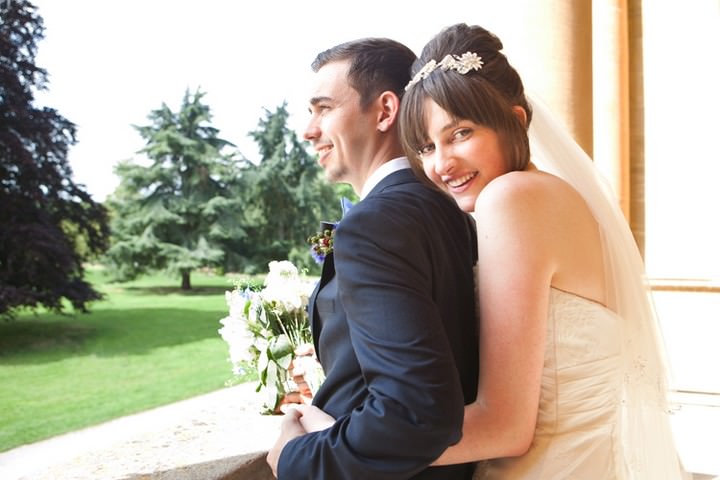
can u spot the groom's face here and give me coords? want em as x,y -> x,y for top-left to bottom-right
304,60 -> 378,189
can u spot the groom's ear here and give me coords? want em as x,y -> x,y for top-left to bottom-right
512,105 -> 528,128
376,91 -> 400,133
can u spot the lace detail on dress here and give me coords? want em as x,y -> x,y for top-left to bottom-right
550,289 -> 615,366
621,352 -> 667,408
624,354 -> 648,386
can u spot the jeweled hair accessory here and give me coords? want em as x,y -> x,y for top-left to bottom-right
404,52 -> 484,91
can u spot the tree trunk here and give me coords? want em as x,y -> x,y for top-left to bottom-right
181,271 -> 191,290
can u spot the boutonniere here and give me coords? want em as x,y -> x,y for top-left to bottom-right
307,221 -> 336,265
307,197 -> 354,265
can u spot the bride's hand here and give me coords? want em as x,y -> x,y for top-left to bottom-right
300,404 -> 336,432
282,404 -> 336,432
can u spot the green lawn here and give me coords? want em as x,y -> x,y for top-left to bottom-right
0,267 -> 256,452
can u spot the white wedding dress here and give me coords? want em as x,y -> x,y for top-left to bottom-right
474,288 -> 629,479
470,95 -> 688,479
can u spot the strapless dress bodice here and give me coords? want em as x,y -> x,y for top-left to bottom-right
475,288 -> 627,479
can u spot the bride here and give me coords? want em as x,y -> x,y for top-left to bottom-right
296,23 -> 689,479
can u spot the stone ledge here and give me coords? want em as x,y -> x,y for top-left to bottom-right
112,451 -> 274,480
3,383 -> 719,479
220,454 -> 275,480
650,278 -> 720,293
0,383 -> 280,480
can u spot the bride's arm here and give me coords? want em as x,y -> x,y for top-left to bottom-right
434,175 -> 553,465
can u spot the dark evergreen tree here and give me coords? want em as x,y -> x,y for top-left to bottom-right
0,0 -> 110,318
105,88 -> 244,289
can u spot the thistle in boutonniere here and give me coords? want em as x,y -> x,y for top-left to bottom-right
307,221 -> 336,264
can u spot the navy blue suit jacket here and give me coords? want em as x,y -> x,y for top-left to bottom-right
277,169 -> 479,479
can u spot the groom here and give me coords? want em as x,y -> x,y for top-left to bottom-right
266,37 -> 478,479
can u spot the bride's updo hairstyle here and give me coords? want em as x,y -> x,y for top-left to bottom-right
400,23 -> 532,176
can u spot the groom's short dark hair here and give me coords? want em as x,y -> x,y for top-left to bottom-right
311,38 -> 416,110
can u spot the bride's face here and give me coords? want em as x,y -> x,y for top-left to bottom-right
418,99 -> 508,213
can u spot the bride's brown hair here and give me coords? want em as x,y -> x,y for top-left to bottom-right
400,23 -> 532,177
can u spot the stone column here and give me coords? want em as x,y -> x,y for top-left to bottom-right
507,0 -> 594,157
592,0 -> 632,221
627,0 -> 646,255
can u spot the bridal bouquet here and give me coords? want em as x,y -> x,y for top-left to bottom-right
218,260 -> 324,413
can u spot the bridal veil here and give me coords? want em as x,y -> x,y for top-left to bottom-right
527,94 -> 689,479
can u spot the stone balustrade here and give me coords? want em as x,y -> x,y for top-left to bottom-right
0,383 -> 280,479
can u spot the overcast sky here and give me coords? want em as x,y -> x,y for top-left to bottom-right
29,0 -> 523,200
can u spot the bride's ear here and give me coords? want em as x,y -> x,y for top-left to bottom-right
512,105 -> 528,128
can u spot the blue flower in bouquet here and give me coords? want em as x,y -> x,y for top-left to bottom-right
218,260 -> 324,413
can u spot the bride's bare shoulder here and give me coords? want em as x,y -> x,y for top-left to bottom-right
475,169 -> 577,213
474,170 -> 597,252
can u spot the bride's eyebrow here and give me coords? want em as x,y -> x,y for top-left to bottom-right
437,118 -> 460,134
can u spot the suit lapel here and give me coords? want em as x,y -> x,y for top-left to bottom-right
308,252 -> 335,357
307,169 -> 413,357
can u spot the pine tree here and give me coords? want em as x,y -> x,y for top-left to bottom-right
105,88 -> 242,289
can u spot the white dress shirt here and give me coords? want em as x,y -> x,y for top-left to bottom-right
360,157 -> 411,200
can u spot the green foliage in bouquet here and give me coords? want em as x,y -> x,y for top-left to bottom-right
219,261 -> 321,413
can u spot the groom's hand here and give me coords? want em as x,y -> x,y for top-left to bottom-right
267,406 -> 307,478
278,344 -> 320,411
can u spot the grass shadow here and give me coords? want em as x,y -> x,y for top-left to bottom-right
0,319 -> 99,359
120,285 -> 231,296
0,306 -> 227,365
